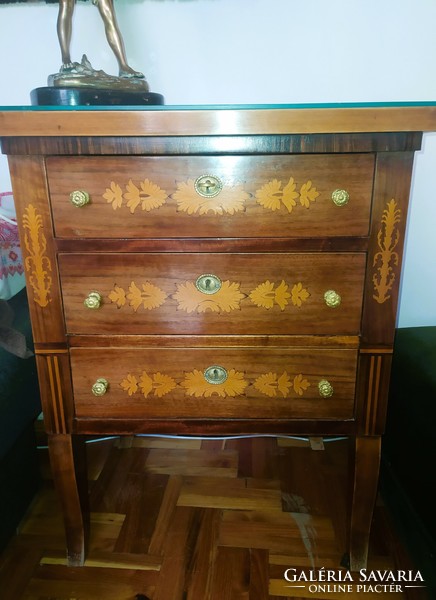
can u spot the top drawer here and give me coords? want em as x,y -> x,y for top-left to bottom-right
46,154 -> 374,239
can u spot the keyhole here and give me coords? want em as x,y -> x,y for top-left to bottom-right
203,179 -> 214,193
196,274 -> 222,295
195,175 -> 222,198
204,365 -> 228,384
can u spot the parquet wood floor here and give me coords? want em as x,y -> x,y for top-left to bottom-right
0,436 -> 430,599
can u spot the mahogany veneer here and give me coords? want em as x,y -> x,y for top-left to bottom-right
0,106 -> 431,570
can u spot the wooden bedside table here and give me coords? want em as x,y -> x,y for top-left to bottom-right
1,104 -> 434,569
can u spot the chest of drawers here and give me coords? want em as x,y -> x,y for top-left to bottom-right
1,105 -> 434,570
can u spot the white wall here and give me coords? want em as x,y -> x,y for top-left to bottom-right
0,0 -> 435,326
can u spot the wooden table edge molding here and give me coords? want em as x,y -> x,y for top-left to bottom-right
2,105 -> 436,136
1,105 -> 435,574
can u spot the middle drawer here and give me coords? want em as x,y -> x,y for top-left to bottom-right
59,253 -> 366,335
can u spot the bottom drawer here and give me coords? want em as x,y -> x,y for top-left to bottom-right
70,347 -> 357,420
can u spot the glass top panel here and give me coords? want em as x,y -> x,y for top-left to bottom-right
1,102 -> 436,111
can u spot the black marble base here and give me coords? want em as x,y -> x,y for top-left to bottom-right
30,86 -> 164,107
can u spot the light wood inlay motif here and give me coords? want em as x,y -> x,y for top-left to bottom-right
105,278 -> 314,315
109,281 -> 167,311
1,108 -> 425,576
103,179 -> 168,212
181,369 -> 248,398
121,372 -> 177,398
255,177 -> 319,212
249,280 -> 310,310
118,369 -> 313,400
95,175 -> 322,218
373,199 -> 402,304
173,280 -> 245,314
173,179 -> 249,215
253,372 -> 311,398
365,354 -> 382,435
46,355 -> 67,434
22,204 -> 52,307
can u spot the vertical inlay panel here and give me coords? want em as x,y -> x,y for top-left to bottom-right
7,155 -> 65,344
361,152 -> 415,346
357,350 -> 393,436
36,350 -> 73,434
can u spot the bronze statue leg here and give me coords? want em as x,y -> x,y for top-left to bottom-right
57,0 -> 76,69
94,0 -> 144,78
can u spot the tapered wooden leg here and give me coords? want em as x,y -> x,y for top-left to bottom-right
348,435 -> 381,571
48,434 -> 89,566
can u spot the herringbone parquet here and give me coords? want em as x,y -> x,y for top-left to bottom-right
0,436 -> 428,599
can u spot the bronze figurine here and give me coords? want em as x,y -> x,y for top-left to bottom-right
50,0 -> 148,90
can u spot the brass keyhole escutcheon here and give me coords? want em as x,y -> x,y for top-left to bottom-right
195,274 -> 222,295
204,365 -> 228,385
84,291 -> 102,310
70,190 -> 90,208
92,378 -> 109,396
324,289 -> 341,308
331,189 -> 350,207
318,380 -> 334,398
194,175 -> 223,198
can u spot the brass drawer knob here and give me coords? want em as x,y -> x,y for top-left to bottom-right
318,380 -> 334,398
195,274 -> 222,295
324,289 -> 341,308
92,378 -> 109,396
70,190 -> 90,208
204,365 -> 228,385
331,189 -> 350,207
194,175 -> 223,198
84,291 -> 102,310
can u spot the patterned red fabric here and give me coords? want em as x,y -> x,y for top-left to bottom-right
0,192 -> 23,280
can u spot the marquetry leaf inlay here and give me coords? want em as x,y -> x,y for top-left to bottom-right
22,204 -> 52,307
173,280 -> 245,313
299,180 -> 320,208
373,199 -> 402,304
250,280 -> 310,310
253,371 -> 291,398
124,179 -> 168,213
103,181 -> 123,210
108,285 -> 126,308
107,279 -> 312,314
253,372 -> 311,398
139,372 -> 177,398
120,372 -> 177,398
109,282 -> 167,311
291,282 -> 311,307
118,369 -> 313,400
173,179 -> 249,215
181,369 -> 248,398
127,281 -> 168,311
120,373 -> 138,396
293,373 -> 311,396
98,176 -> 323,218
103,179 -> 168,213
255,177 -> 319,212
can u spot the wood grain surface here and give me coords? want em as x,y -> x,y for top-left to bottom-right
0,436 -> 429,599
